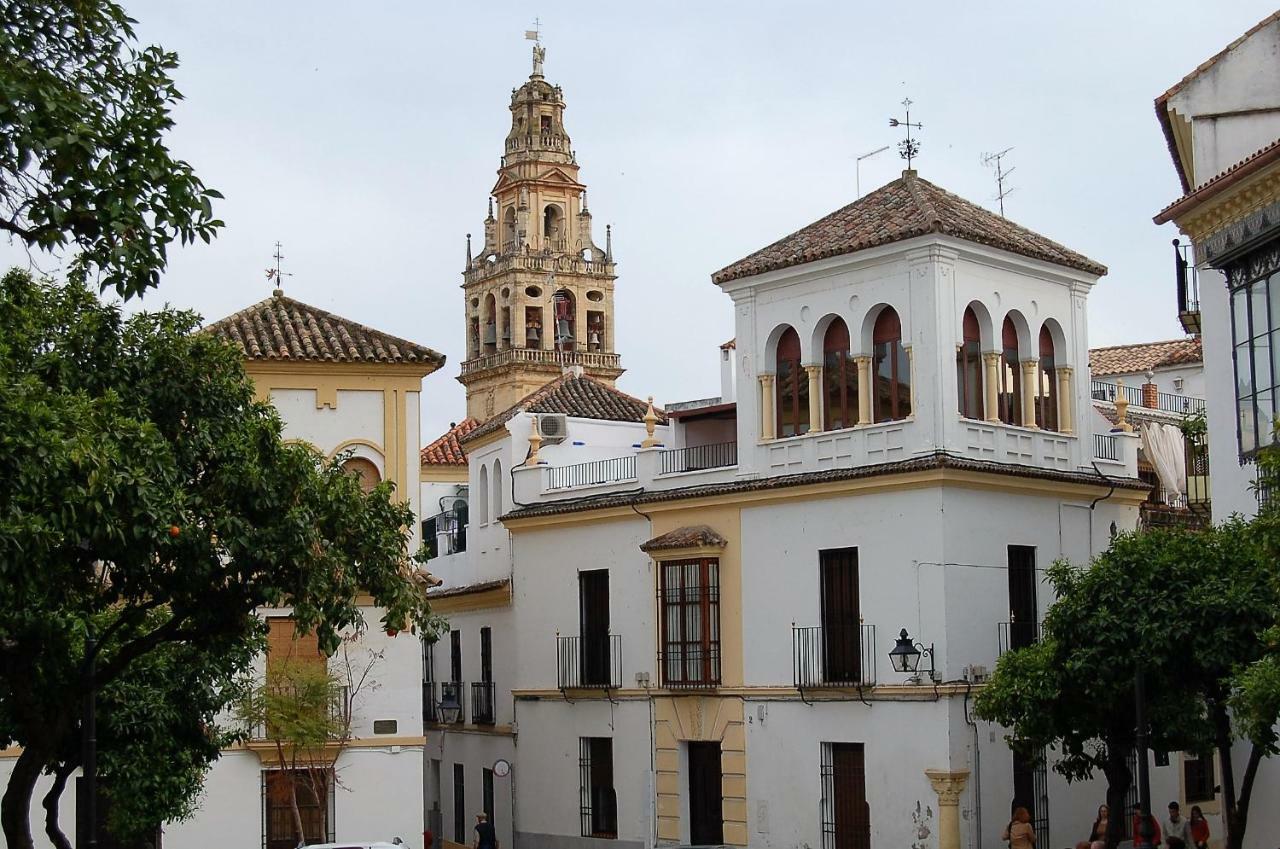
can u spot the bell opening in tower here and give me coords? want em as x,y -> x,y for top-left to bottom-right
587,311 -> 605,352
525,307 -> 544,350
553,290 -> 576,352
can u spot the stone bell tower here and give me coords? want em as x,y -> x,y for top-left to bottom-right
458,42 -> 623,421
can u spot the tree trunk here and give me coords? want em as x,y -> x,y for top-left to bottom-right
1101,743 -> 1132,849
42,762 -> 75,849
1234,743 -> 1263,849
2,745 -> 46,849
1211,700 -> 1241,849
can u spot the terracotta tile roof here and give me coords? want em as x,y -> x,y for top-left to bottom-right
503,452 -> 1147,521
1153,138 -> 1280,224
1092,400 -> 1185,427
712,171 -> 1107,284
464,373 -> 666,444
205,291 -> 444,367
720,338 -> 736,350
427,578 -> 510,600
1089,338 -> 1202,377
421,418 -> 480,466
639,525 -> 728,553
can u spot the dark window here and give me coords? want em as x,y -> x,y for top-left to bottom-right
1229,268 -> 1280,457
688,742 -> 724,846
483,767 -> 496,828
1184,752 -> 1215,803
1011,749 -> 1050,849
480,627 -> 493,683
823,318 -> 858,430
1036,326 -> 1058,432
776,326 -> 810,437
999,317 -> 1022,426
454,763 -> 466,844
873,308 -> 910,422
820,548 -> 861,684
540,114 -> 552,132
579,569 -> 611,686
958,307 -> 984,420
1008,545 -> 1038,651
450,630 -> 462,683
422,638 -> 438,725
821,743 -> 870,849
579,737 -> 618,838
659,558 -> 721,686
263,769 -> 333,849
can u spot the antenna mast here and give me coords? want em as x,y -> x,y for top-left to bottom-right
981,147 -> 1016,217
265,241 -> 293,295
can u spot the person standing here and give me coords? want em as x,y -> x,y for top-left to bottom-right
473,812 -> 498,849
1188,806 -> 1210,849
1162,802 -> 1191,849
1001,807 -> 1036,849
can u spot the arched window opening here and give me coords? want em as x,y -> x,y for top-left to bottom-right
502,207 -> 517,253
341,457 -> 381,495
776,327 -> 809,437
823,318 -> 857,430
483,294 -> 497,354
553,290 -> 576,352
477,466 -> 490,525
543,205 -> 563,245
957,307 -> 984,419
873,308 -> 910,422
493,460 -> 504,519
1036,326 -> 1059,432
998,317 -> 1023,425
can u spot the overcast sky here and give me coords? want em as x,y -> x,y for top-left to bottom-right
4,1 -> 1275,440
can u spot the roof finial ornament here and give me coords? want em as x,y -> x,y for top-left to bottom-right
265,241 -> 292,297
466,233 -> 472,267
487,197 -> 494,220
889,98 -> 923,172
525,20 -> 545,78
605,224 -> 613,261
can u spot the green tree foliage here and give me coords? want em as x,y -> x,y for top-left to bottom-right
0,0 -> 222,298
0,270 -> 432,849
975,523 -> 1278,849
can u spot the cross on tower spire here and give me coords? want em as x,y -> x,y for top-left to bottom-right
889,98 -> 923,170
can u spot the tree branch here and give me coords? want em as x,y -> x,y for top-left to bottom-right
42,761 -> 76,849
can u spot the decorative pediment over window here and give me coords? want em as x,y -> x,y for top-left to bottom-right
639,525 -> 727,558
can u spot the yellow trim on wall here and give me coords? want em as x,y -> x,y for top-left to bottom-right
427,584 -> 512,614
653,697 -> 748,845
421,465 -> 468,484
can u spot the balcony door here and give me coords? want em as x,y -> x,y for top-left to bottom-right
820,548 -> 860,684
1007,546 -> 1038,650
688,742 -> 723,846
579,569 -> 610,686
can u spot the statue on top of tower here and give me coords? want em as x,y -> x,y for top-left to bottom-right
532,43 -> 546,77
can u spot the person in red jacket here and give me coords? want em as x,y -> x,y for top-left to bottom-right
1132,804 -> 1162,849
1188,806 -> 1210,849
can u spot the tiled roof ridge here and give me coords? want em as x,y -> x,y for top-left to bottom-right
463,372 -> 664,444
1089,337 -> 1197,354
1154,137 -> 1280,223
903,170 -> 944,233
1088,337 -> 1202,377
421,417 -> 481,466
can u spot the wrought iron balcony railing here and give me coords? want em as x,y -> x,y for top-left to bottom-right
792,624 -> 877,688
546,456 -> 637,491
1093,433 -> 1119,461
659,441 -> 738,475
657,645 -> 720,689
470,681 -> 496,725
1174,238 -> 1201,335
997,621 -> 1041,656
422,681 -> 437,725
557,634 -> 623,689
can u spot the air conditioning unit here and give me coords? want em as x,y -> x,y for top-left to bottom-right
962,664 -> 990,684
536,413 -> 568,444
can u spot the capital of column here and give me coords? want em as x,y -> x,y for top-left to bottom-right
759,373 -> 775,388
925,768 -> 970,806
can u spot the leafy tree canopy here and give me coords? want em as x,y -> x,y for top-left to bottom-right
0,0 -> 222,298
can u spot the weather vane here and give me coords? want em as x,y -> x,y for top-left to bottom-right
265,241 -> 292,294
889,98 -> 923,169
525,18 -> 545,76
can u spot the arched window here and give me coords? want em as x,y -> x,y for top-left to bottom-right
957,307 -> 984,419
1036,326 -> 1059,432
503,207 -> 516,252
493,459 -> 504,518
543,205 -> 562,243
823,318 -> 857,430
341,457 -> 381,495
873,308 -> 910,422
776,327 -> 809,437
483,293 -> 497,354
553,290 -> 576,352
477,465 -> 490,525
999,317 -> 1022,425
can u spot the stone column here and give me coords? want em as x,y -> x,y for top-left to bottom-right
574,286 -> 588,353
1056,366 -> 1074,434
805,365 -> 823,432
925,769 -> 970,849
982,353 -> 1000,423
855,356 -> 873,424
759,374 -> 776,440
1020,359 -> 1040,429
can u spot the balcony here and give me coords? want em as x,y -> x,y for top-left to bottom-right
546,456 -> 637,491
657,645 -> 720,689
470,681 -> 496,726
1094,433 -> 1119,461
422,681 -> 438,726
250,685 -> 350,740
460,346 -> 622,378
997,621 -> 1041,657
422,508 -> 466,559
659,441 -> 737,475
1174,238 -> 1201,336
1091,378 -> 1205,416
557,634 -> 623,690
464,250 -> 615,286
792,624 -> 876,689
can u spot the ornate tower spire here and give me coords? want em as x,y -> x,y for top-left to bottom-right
457,44 -> 623,421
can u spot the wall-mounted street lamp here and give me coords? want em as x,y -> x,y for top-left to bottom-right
438,690 -> 463,725
889,628 -> 938,684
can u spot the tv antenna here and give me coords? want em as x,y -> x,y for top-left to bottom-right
854,145 -> 890,198
981,147 -> 1016,217
889,98 -> 922,169
265,241 -> 292,294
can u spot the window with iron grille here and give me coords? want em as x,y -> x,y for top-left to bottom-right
483,767 -> 496,828
579,737 -> 618,838
261,769 -> 334,849
1184,752 -> 1215,803
453,763 -> 467,844
821,743 -> 869,849
659,558 -> 720,686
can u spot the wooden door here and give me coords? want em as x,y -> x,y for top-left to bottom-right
688,742 -> 723,846
579,569 -> 610,686
820,548 -> 860,684
830,743 -> 870,849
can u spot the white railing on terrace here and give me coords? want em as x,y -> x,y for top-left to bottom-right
545,456 -> 637,491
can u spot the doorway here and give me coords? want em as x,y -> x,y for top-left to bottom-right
688,742 -> 723,846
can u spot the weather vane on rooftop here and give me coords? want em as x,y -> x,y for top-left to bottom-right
265,241 -> 292,295
525,18 -> 545,77
889,98 -> 922,170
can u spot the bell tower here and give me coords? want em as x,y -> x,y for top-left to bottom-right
459,42 -> 623,421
